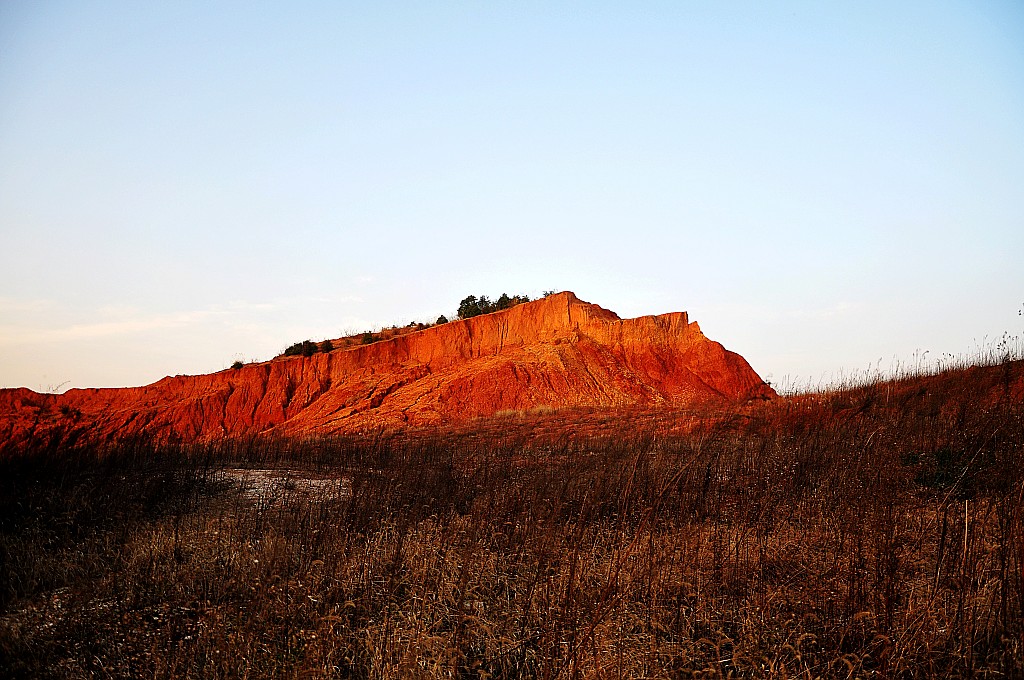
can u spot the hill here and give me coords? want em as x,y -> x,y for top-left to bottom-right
1,357 -> 1021,676
0,292 -> 774,448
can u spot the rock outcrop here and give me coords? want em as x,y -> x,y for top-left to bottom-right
0,292 -> 774,447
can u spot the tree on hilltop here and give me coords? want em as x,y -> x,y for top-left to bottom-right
457,293 -> 531,319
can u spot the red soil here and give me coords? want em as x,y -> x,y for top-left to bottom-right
0,292 -> 774,447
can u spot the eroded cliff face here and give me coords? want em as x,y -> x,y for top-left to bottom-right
0,292 -> 775,446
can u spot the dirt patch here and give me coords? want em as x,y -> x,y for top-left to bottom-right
213,468 -> 350,505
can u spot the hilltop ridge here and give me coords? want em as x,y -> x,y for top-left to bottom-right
0,292 -> 774,447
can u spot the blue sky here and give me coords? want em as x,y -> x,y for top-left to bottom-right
1,1 -> 1022,391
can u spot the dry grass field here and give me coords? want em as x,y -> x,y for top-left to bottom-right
2,358 -> 1022,678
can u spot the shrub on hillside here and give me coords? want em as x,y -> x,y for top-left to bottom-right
282,340 -> 319,357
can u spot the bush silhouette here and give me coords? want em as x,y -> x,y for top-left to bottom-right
457,293 -> 530,319
283,340 -> 319,357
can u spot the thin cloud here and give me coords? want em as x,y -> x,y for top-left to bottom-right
0,294 -> 364,346
0,297 -> 56,313
0,309 -> 216,344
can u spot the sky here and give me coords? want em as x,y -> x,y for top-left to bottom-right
1,1 -> 1022,392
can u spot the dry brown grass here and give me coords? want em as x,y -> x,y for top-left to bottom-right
1,359 -> 1022,678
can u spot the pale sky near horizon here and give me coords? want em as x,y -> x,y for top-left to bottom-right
1,1 -> 1022,393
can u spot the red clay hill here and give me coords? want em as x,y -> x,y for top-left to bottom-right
0,292 -> 775,447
